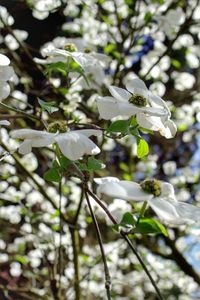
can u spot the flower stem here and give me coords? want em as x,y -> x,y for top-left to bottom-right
136,200 -> 148,225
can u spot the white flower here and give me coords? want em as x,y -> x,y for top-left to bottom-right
97,78 -> 177,138
156,8 -> 184,39
34,47 -> 108,89
0,54 -> 14,100
0,120 -> 10,126
95,177 -> 200,225
11,128 -> 101,161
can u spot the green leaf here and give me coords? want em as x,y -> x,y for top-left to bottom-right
134,218 -> 168,236
14,255 -> 28,265
58,155 -> 72,170
107,120 -> 129,134
136,137 -> 149,158
38,98 -> 59,114
44,62 -> 68,76
171,59 -> 181,69
44,168 -> 61,182
87,157 -> 105,171
120,212 -> 136,227
144,12 -> 152,23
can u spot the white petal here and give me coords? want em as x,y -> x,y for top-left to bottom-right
160,182 -> 175,198
173,202 -> 200,223
108,86 -> 131,102
126,78 -> 148,94
55,132 -> 100,160
161,119 -> 177,139
136,114 -> 174,138
97,181 -> 131,199
96,96 -> 120,119
11,129 -> 55,140
148,198 -> 180,222
118,102 -> 140,116
0,82 -> 10,100
94,177 -> 119,185
0,120 -> 10,126
118,181 -> 153,201
142,106 -> 168,117
74,129 -> 102,138
148,94 -> 170,113
97,180 -> 152,201
18,140 -> 32,155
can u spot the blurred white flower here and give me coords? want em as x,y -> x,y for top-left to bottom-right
11,128 -> 101,161
157,8 -> 184,39
0,54 -> 14,100
5,30 -> 28,51
97,78 -> 176,138
95,177 -> 200,225
163,161 -> 177,176
0,6 -> 14,27
173,72 -> 195,91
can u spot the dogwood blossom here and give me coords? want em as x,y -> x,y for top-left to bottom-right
11,128 -> 101,161
34,46 -> 108,89
95,177 -> 200,225
97,78 -> 177,138
0,54 -> 14,100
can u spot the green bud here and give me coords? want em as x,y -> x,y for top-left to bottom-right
129,94 -> 147,107
48,121 -> 68,133
140,179 -> 161,197
63,43 -> 78,52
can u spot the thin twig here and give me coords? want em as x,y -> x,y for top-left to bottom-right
85,189 -> 112,300
87,188 -> 163,300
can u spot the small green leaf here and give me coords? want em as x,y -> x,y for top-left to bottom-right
144,12 -> 152,23
137,137 -> 149,158
14,255 -> 28,265
120,212 -> 136,228
38,98 -> 59,114
87,157 -> 105,171
44,168 -> 61,182
134,218 -> 168,236
58,155 -> 72,170
107,120 -> 129,134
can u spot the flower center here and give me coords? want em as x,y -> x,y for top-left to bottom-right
63,43 -> 77,52
129,94 -> 148,107
84,47 -> 92,53
48,121 -> 68,133
140,179 -> 161,197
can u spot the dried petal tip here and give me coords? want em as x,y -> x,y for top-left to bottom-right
63,43 -> 78,52
140,179 -> 161,197
48,121 -> 67,133
129,94 -> 148,107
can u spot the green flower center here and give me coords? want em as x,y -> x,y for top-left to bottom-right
140,179 -> 161,197
63,43 -> 78,52
129,94 -> 148,107
84,47 -> 92,53
48,121 -> 68,133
